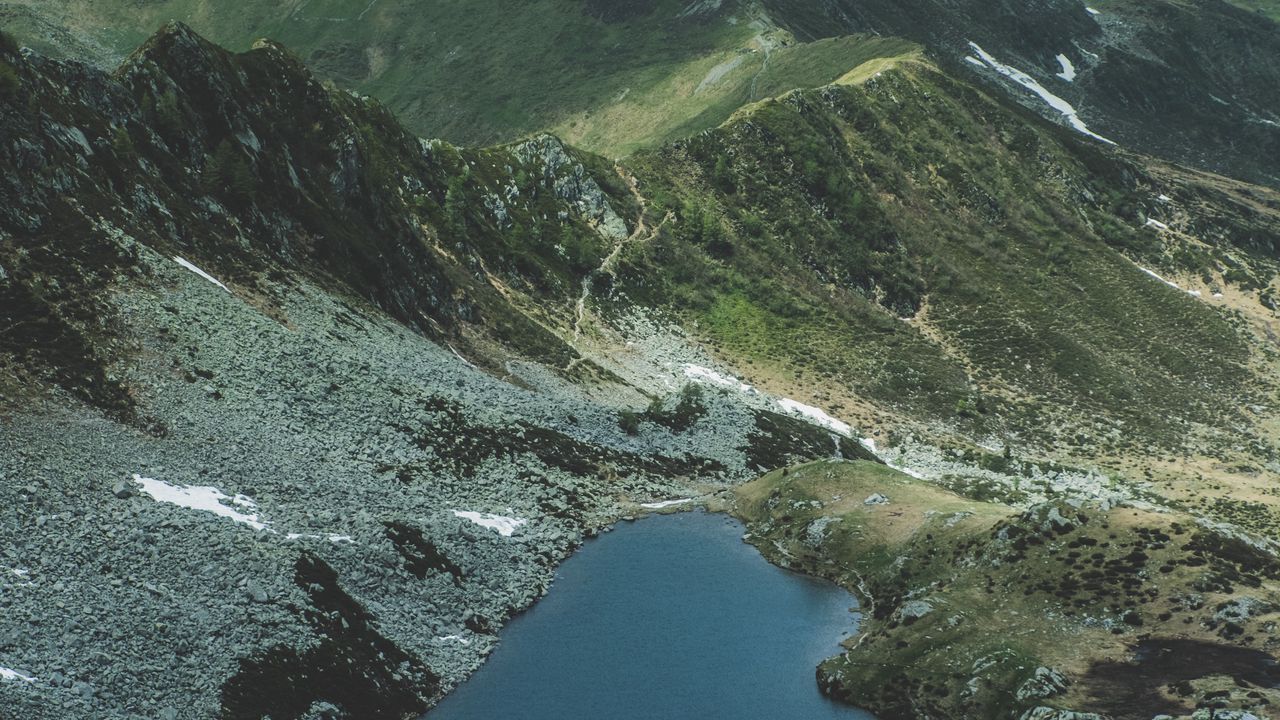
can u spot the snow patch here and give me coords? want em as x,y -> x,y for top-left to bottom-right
640,498 -> 693,509
132,474 -> 270,531
1157,194 -> 1172,203
683,364 -> 754,393
964,56 -> 986,68
173,257 -> 231,293
285,533 -> 356,544
1086,6 -> 1101,14
1145,218 -> 1170,231
1137,266 -> 1202,299
452,510 -> 526,537
967,42 -> 1114,144
1055,54 -> 1077,82
437,635 -> 471,646
5,568 -> 33,588
0,667 -> 36,683
777,398 -> 852,436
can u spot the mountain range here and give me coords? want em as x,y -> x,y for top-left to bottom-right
2,1 -> 1280,718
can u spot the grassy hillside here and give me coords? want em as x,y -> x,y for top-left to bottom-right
2,0 -> 906,156
736,461 -> 1280,719
617,59 -> 1280,457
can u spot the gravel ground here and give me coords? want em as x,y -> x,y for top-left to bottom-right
0,241 -> 774,719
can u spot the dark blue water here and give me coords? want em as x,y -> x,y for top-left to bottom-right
427,511 -> 875,720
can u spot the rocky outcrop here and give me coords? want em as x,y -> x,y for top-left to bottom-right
514,134 -> 629,241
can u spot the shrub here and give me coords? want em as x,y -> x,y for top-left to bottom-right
617,410 -> 641,435
203,139 -> 257,204
0,62 -> 20,98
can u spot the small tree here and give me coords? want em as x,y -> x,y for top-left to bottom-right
444,174 -> 468,237
203,139 -> 256,205
618,410 -> 641,436
0,61 -> 19,99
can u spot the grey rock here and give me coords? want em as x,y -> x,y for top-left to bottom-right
897,600 -> 934,624
245,580 -> 269,604
1020,708 -> 1108,720
863,493 -> 890,505
1214,596 -> 1271,623
1016,667 -> 1069,701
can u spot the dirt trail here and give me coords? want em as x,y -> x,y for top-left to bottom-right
569,165 -> 672,346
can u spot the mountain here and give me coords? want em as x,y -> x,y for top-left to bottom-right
3,16 -> 1280,720
6,0 -> 1280,188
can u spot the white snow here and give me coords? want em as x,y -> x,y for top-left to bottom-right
682,364 -> 753,393
967,42 -> 1115,144
0,667 -> 36,683
1213,292 -> 1225,298
1145,218 -> 1170,230
964,56 -> 986,68
890,463 -> 927,479
438,635 -> 472,645
1137,266 -> 1202,299
777,398 -> 852,436
285,533 -> 355,544
859,437 -> 878,453
1086,6 -> 1101,14
1055,54 -> 1077,82
173,257 -> 231,293
132,474 -> 270,531
5,568 -> 33,588
1157,194 -> 1172,203
1138,266 -> 1179,289
640,498 -> 694,509
452,510 -> 526,537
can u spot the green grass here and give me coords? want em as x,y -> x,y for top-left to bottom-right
735,460 -> 1280,719
6,0 -> 921,156
617,60 -> 1271,449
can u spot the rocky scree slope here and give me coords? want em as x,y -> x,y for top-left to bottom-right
0,24 -> 876,720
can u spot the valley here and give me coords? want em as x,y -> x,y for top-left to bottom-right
1,3 -> 1280,719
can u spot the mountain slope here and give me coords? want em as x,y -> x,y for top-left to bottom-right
0,24 -> 878,719
764,0 -> 1280,187
4,23 -> 1280,720
7,0 -> 1280,190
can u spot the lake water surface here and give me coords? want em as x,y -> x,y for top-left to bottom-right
427,510 -> 875,719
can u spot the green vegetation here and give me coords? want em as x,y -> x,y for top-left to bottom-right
4,0 -> 923,156
736,460 -> 1280,719
0,61 -> 19,98
620,62 -> 1275,450
202,139 -> 256,204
